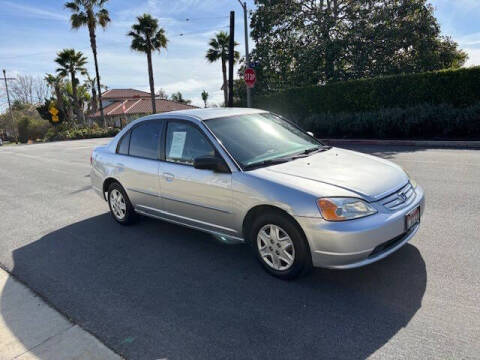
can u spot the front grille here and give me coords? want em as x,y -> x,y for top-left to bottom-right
382,182 -> 416,210
369,232 -> 406,258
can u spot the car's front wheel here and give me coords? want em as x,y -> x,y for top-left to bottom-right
107,182 -> 136,225
250,212 -> 312,280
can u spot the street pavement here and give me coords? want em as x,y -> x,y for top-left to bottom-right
0,139 -> 479,360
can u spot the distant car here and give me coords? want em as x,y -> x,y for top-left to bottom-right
90,108 -> 424,279
0,138 -> 2,146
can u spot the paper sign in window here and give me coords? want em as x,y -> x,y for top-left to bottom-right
169,131 -> 187,158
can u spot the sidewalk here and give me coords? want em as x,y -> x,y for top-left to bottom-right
0,269 -> 122,360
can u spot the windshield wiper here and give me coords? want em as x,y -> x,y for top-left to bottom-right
243,157 -> 292,171
291,146 -> 331,159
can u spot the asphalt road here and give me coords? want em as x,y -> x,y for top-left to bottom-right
0,139 -> 479,360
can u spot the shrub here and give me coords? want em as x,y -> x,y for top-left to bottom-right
44,126 -> 120,142
17,116 -> 52,143
301,103 -> 480,140
255,67 -> 480,119
253,67 -> 480,139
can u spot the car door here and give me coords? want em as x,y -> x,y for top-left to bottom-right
160,120 -> 236,236
114,120 -> 164,213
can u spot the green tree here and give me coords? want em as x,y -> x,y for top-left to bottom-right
128,14 -> 168,114
55,49 -> 88,123
201,90 -> 209,108
250,0 -> 467,92
45,73 -> 67,121
170,92 -> 192,105
65,0 -> 111,127
206,31 -> 239,106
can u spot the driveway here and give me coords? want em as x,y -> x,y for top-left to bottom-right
0,139 -> 478,359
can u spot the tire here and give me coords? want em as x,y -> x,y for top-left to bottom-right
107,182 -> 137,225
248,211 -> 312,280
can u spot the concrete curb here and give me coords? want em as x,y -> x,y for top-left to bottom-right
0,268 -> 123,360
320,139 -> 480,149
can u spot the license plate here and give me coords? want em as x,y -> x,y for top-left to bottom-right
406,206 -> 420,231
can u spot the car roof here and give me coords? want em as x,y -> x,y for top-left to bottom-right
152,107 -> 268,122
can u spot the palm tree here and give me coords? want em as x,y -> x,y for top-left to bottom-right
206,31 -> 239,106
55,49 -> 88,123
84,74 -> 106,113
201,90 -> 209,108
128,14 -> 168,114
45,73 -> 66,120
65,0 -> 110,127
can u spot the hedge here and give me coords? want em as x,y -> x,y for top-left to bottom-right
44,126 -> 120,142
254,67 -> 480,118
302,103 -> 480,140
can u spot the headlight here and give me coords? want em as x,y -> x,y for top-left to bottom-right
317,198 -> 377,221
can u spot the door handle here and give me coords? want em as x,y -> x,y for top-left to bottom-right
163,172 -> 175,182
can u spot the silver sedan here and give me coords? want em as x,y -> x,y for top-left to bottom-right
90,108 -> 424,279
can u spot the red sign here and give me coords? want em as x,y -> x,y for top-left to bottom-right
244,68 -> 256,88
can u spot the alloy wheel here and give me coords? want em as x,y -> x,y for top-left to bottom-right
110,189 -> 127,220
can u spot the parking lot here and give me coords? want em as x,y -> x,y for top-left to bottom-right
0,138 -> 479,359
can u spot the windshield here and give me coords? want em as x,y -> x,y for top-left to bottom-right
204,112 -> 323,169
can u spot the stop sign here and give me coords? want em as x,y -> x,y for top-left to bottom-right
244,68 -> 256,88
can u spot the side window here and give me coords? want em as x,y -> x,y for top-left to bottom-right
117,131 -> 130,155
129,121 -> 163,160
165,122 -> 215,165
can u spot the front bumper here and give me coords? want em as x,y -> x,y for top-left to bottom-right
295,185 -> 425,269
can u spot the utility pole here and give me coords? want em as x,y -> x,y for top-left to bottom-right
228,11 -> 235,107
1,69 -> 16,140
237,0 -> 252,108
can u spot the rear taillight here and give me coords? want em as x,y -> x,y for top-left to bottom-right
90,153 -> 93,165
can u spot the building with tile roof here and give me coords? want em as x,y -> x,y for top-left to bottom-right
88,89 -> 197,127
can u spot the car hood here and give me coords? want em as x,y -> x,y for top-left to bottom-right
264,147 -> 408,201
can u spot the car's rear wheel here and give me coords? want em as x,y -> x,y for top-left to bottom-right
249,212 -> 312,280
107,182 -> 136,225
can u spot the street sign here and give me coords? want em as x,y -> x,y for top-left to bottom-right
49,104 -> 59,123
244,68 -> 256,88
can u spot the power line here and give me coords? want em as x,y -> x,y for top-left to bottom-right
174,25 -> 230,37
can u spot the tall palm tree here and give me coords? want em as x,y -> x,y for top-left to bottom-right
65,0 -> 110,127
45,73 -> 66,120
128,14 -> 168,114
206,31 -> 239,106
201,90 -> 209,108
55,49 -> 88,123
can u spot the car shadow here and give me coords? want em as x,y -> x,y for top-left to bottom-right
3,214 -> 426,360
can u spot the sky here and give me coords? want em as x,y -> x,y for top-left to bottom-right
0,0 -> 479,110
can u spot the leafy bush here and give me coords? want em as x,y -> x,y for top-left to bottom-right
17,116 -> 52,143
301,103 -> 480,140
44,126 -> 120,142
254,67 -> 480,139
255,67 -> 480,118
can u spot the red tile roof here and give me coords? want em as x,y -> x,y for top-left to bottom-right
89,98 -> 197,118
101,88 -> 151,99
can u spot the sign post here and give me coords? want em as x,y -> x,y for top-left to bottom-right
244,68 -> 256,89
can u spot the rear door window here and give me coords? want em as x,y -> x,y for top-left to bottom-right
129,121 -> 163,160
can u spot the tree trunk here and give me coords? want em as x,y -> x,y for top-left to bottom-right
71,72 -> 81,124
147,49 -> 156,114
221,57 -> 228,106
54,85 -> 65,119
91,86 -> 98,113
88,12 -> 105,128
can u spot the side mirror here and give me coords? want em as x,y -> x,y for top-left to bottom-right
193,155 -> 230,173
307,131 -> 315,137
